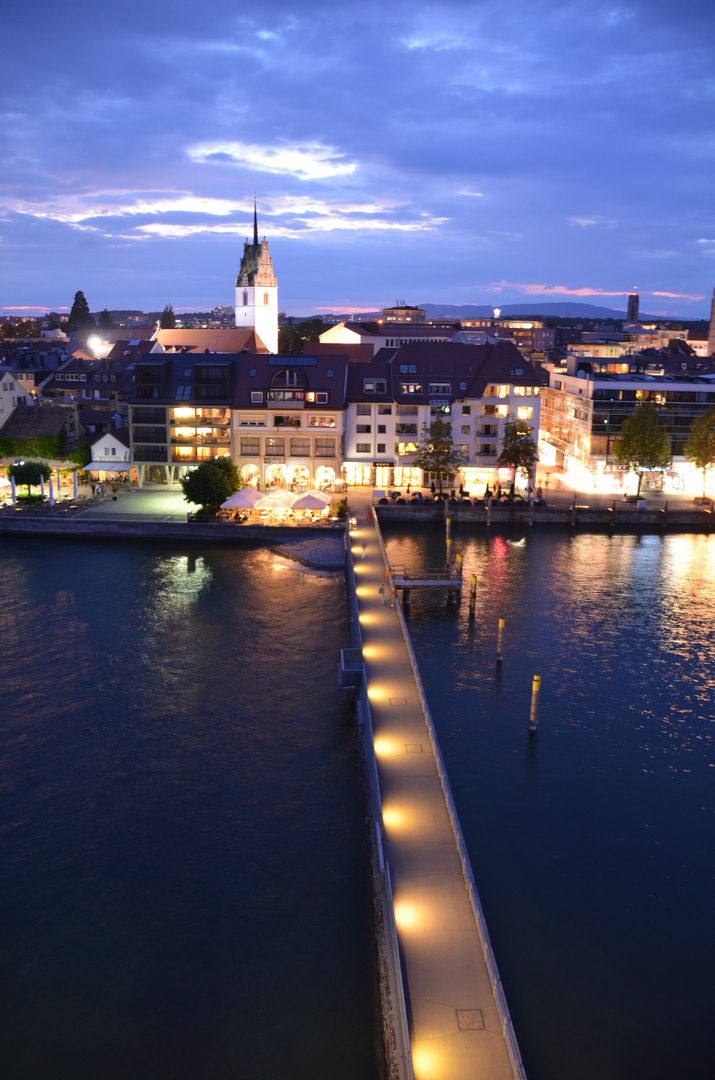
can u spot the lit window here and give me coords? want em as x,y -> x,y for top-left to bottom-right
517,406 -> 533,420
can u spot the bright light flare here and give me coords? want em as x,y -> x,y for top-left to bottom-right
382,807 -> 406,829
356,586 -> 370,597
374,737 -> 399,757
367,685 -> 386,701
394,901 -> 421,930
358,612 -> 373,624
362,645 -> 379,658
412,1044 -> 442,1078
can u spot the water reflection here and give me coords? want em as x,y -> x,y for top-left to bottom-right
382,525 -> 715,1080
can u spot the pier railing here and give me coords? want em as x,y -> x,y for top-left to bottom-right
373,514 -> 527,1080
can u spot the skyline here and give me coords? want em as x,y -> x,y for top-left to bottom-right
2,0 -> 715,318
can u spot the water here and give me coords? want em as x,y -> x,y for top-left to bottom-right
382,525 -> 715,1080
0,538 -> 380,1080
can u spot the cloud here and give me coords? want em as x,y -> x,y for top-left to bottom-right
490,281 -> 632,297
569,216 -> 617,227
187,141 -> 357,180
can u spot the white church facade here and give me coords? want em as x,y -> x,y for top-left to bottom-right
234,205 -> 278,353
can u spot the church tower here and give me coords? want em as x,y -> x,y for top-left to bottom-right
235,203 -> 278,353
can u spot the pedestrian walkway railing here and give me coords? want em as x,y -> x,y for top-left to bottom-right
373,514 -> 528,1080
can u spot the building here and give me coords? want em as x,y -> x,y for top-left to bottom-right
128,355 -> 238,486
539,368 -> 715,495
319,320 -> 454,356
234,204 -> 278,353
627,293 -> 639,324
87,428 -> 132,482
708,288 -> 715,357
233,353 -> 347,489
152,328 -> 267,354
342,341 -> 544,491
0,368 -> 32,424
381,304 -> 426,324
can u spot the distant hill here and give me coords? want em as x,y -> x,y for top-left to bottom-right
418,302 -> 630,320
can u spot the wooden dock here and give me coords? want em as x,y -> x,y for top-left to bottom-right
389,564 -> 462,605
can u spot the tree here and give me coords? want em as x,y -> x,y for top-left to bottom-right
67,291 -> 95,332
180,456 -> 240,514
160,304 -> 176,329
497,420 -> 539,490
98,309 -> 114,329
8,460 -> 53,496
685,406 -> 715,498
612,403 -> 670,495
411,417 -> 468,493
278,323 -> 303,355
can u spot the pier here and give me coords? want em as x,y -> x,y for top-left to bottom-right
346,493 -> 524,1080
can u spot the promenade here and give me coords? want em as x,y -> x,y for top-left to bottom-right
349,490 -> 520,1080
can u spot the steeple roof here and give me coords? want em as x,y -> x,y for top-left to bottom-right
236,203 -> 277,288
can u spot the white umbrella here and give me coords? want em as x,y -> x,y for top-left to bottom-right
291,492 -> 330,510
255,489 -> 295,510
220,488 -> 263,509
301,489 -> 331,504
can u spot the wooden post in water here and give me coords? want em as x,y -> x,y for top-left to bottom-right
496,617 -> 505,665
446,536 -> 452,563
571,494 -> 577,527
446,515 -> 451,539
529,674 -> 541,732
469,574 -> 477,617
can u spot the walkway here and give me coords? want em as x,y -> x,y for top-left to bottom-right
349,491 -> 519,1080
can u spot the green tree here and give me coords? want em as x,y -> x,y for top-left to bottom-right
8,460 -> 53,496
278,323 -> 303,354
684,406 -> 715,498
411,417 -> 468,493
67,291 -> 95,332
612,403 -> 671,495
97,309 -> 114,329
160,304 -> 176,329
296,317 -> 328,342
180,456 -> 240,515
497,420 -> 539,490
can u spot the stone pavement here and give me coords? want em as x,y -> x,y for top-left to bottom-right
349,490 -> 520,1080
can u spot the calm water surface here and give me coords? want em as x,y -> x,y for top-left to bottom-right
383,525 -> 715,1080
0,539 -> 379,1080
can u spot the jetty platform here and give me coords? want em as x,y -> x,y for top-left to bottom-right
348,491 -> 523,1080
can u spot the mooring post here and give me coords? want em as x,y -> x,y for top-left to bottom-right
529,674 -> 541,732
403,587 -> 411,608
571,494 -> 577,527
496,617 -> 505,665
469,573 -> 477,617
486,498 -> 492,527
446,536 -> 452,563
446,515 -> 451,539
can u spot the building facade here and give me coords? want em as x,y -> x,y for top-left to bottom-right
539,369 -> 715,494
342,342 -> 544,491
232,354 -> 347,489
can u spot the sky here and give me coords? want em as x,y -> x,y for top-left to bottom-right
2,0 -> 714,318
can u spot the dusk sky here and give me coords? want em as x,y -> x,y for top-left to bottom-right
2,0 -> 714,318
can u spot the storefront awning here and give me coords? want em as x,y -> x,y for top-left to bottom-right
87,461 -> 132,472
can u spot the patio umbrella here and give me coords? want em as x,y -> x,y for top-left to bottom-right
291,492 -> 330,510
301,489 -> 331,504
254,489 -> 295,510
220,488 -> 263,509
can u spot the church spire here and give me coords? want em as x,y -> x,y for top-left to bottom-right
253,198 -> 258,246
